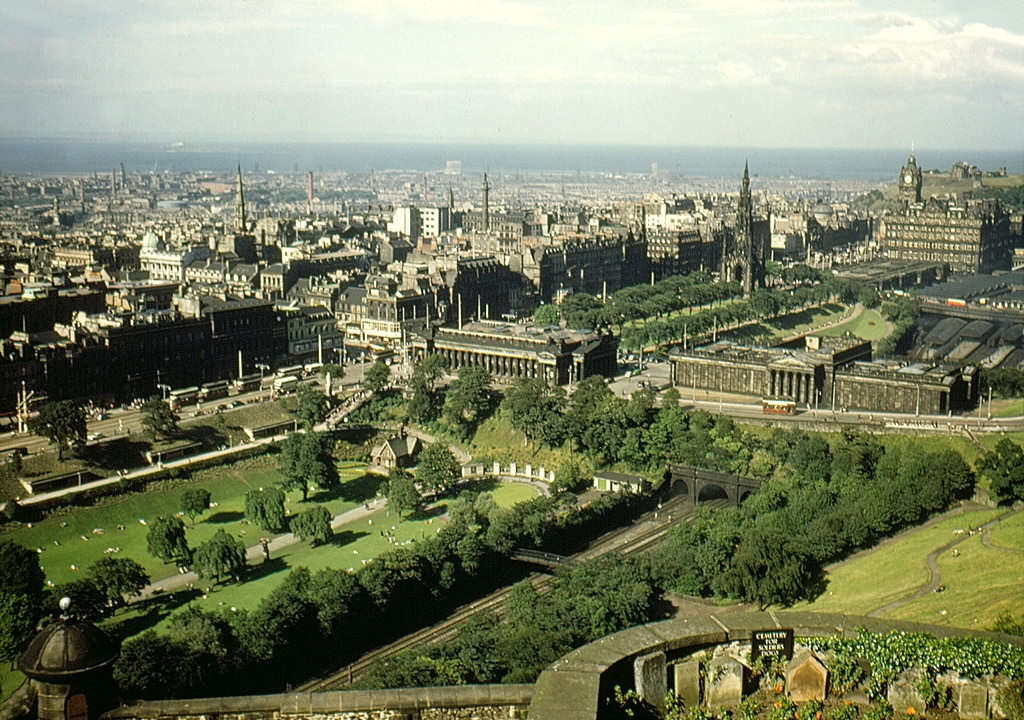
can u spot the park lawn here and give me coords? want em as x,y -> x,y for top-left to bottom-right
488,481 -> 540,507
150,502 -> 452,629
886,513 -> 1024,628
767,303 -> 848,338
2,461 -> 375,588
989,398 -> 1024,418
987,510 -> 1024,550
787,509 -> 1003,617
818,307 -> 888,342
470,412 -> 571,471
1,666 -> 25,704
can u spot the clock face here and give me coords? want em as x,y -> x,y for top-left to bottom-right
903,173 -> 913,184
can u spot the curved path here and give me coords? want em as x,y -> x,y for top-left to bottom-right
867,508 -> 1017,617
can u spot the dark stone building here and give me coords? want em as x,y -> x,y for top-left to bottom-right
416,320 -> 617,386
669,336 -> 975,415
881,155 -> 1013,274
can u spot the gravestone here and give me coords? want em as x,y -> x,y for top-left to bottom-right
673,658 -> 702,707
707,656 -> 748,708
888,668 -> 927,716
634,651 -> 666,710
786,649 -> 828,702
957,681 -> 989,720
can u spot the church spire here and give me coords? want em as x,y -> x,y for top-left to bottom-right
234,163 -> 246,233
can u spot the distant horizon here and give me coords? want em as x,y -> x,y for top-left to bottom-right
1,137 -> 1021,180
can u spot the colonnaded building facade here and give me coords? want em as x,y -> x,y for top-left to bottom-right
413,320 -> 618,386
669,335 -> 978,415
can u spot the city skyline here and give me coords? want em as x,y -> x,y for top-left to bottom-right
1,1 -> 1023,151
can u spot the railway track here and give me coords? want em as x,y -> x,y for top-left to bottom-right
298,495 -> 727,691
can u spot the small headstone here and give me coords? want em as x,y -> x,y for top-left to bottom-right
634,651 -> 666,711
888,669 -> 927,716
707,656 -> 748,708
673,658 -> 702,708
786,650 -> 828,702
958,681 -> 989,720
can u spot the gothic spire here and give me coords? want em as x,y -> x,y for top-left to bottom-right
234,163 -> 246,233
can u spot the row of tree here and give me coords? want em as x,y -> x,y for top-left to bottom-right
112,486 -> 648,698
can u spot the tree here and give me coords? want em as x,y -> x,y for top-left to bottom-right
295,384 -> 329,428
0,541 -> 45,663
180,487 -> 212,527
146,516 -> 192,566
502,377 -> 566,448
245,486 -> 287,532
29,400 -> 87,460
416,442 -> 461,497
139,396 -> 180,440
278,431 -> 334,501
290,505 -> 333,545
725,526 -> 818,610
364,360 -> 391,393
406,372 -> 435,423
443,366 -> 492,437
533,303 -> 560,326
386,468 -> 421,520
193,529 -> 247,582
977,438 -> 1024,504
416,353 -> 449,392
87,556 -> 149,608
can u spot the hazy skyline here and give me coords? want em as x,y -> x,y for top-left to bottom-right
2,0 -> 1023,151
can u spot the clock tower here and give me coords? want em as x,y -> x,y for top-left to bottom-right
898,154 -> 922,205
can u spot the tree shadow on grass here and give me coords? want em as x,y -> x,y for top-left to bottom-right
327,529 -> 369,547
206,510 -> 244,524
242,555 -> 290,582
312,473 -> 383,504
103,587 -> 203,641
75,438 -> 151,471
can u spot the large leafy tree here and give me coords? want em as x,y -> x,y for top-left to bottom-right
245,486 -> 287,532
0,541 -> 45,663
278,431 -> 334,501
180,487 -> 212,527
724,526 -> 818,610
977,438 -> 1024,504
289,505 -> 333,545
140,396 -> 180,440
385,468 -> 421,520
29,400 -> 87,460
87,556 -> 150,608
146,516 -> 192,566
443,366 -> 492,437
416,442 -> 461,497
193,530 -> 247,583
364,360 -> 391,394
295,384 -> 329,429
502,377 -> 566,448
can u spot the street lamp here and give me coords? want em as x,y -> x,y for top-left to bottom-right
157,384 -> 170,401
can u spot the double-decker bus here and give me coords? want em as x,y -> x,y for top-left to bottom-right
168,386 -> 200,411
761,398 -> 796,415
273,375 -> 299,396
233,373 -> 261,394
199,380 -> 230,402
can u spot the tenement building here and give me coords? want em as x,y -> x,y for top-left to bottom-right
414,320 -> 618,385
879,155 -> 1012,274
669,336 -> 976,414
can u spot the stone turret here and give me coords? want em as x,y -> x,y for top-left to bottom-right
17,598 -> 119,720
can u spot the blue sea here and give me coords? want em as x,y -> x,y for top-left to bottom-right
0,138 -> 1020,180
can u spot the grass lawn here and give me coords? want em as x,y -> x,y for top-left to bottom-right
818,307 -> 888,341
886,510 -> 1024,629
787,508 -> 1007,626
2,459 -> 376,589
145,479 -> 536,632
992,399 -> 1024,418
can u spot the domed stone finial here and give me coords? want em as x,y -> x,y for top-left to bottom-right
59,597 -> 72,612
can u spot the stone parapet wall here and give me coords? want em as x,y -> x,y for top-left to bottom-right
528,611 -> 1024,720
101,685 -> 532,720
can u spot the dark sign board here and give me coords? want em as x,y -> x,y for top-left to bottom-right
751,628 -> 794,662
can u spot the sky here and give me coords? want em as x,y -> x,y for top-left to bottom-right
1,0 -> 1022,150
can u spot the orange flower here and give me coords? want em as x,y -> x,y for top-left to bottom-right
816,712 -> 822,720
775,683 -> 784,694
775,701 -> 783,709
906,708 -> 917,716
845,700 -> 852,706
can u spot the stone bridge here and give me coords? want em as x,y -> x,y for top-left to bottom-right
665,464 -> 763,506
